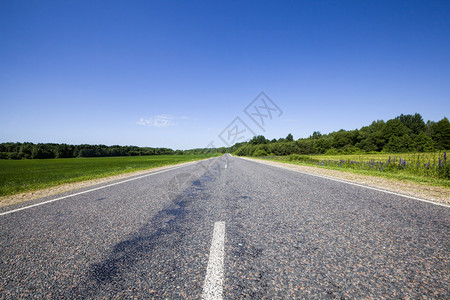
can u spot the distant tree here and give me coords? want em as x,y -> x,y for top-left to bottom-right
234,145 -> 247,156
382,119 -> 411,141
356,130 -> 386,152
8,152 -> 21,159
249,135 -> 268,145
396,113 -> 426,136
426,120 -> 436,137
430,117 -> 450,149
31,144 -> 55,159
313,138 -> 332,154
383,134 -> 413,153
286,133 -> 294,142
109,147 -> 124,156
331,130 -> 353,149
19,143 -> 34,159
310,131 -> 322,139
414,132 -> 435,152
254,149 -> 268,156
128,151 -> 140,156
55,144 -> 74,158
229,142 -> 246,153
296,139 -> 315,154
78,148 -> 96,157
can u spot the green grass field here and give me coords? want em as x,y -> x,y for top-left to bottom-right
263,152 -> 450,187
0,154 -> 219,197
308,152 -> 444,163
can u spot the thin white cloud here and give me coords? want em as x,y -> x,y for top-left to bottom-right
283,118 -> 298,123
137,114 -> 177,128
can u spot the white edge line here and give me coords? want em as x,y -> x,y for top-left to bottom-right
237,157 -> 450,208
0,158 -> 216,216
202,221 -> 225,300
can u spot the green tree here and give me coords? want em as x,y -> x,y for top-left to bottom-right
55,144 -> 74,158
430,117 -> 450,149
382,119 -> 411,141
249,135 -> 268,145
254,149 -> 268,156
331,130 -> 354,149
396,113 -> 426,136
18,143 -> 34,159
31,144 -> 55,159
296,139 -> 315,154
310,131 -> 322,139
413,131 -> 435,152
78,148 -> 96,157
312,138 -> 331,154
383,134 -> 413,153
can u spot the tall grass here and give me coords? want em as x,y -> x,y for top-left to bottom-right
284,152 -> 449,181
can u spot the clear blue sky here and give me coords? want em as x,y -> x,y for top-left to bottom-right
1,0 -> 449,149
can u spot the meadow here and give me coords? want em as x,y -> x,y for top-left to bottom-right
0,154 -> 219,196
265,152 -> 450,187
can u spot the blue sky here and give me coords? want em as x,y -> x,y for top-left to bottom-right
1,0 -> 449,149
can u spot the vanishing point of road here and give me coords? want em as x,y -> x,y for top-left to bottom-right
1,155 -> 449,298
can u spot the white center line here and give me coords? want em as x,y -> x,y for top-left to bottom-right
202,221 -> 225,300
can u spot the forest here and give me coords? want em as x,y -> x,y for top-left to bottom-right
234,114 -> 450,157
0,143 -> 226,160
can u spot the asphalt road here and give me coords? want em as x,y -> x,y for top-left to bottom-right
1,155 -> 449,298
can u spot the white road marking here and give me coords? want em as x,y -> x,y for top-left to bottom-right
0,158 -> 216,216
224,164 -> 227,169
238,156 -> 450,208
202,221 -> 225,300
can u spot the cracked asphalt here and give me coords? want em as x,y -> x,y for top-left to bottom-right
1,154 -> 449,298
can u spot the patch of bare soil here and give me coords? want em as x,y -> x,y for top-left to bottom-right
0,161 -> 197,209
243,157 -> 450,206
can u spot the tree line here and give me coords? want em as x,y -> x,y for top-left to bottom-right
2,113 -> 448,159
0,143 -> 177,159
0,143 -> 233,160
234,114 -> 450,156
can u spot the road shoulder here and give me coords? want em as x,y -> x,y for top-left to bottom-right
0,160 -> 203,209
239,156 -> 450,206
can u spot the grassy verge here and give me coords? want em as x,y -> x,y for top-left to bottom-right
0,154 -> 220,196
258,152 -> 450,188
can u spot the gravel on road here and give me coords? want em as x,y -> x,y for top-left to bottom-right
1,155 -> 448,298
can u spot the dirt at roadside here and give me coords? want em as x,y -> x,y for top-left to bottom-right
243,157 -> 450,206
0,161 -> 197,209
1,157 -> 449,209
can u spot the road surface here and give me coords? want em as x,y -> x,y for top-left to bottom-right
1,155 -> 449,298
